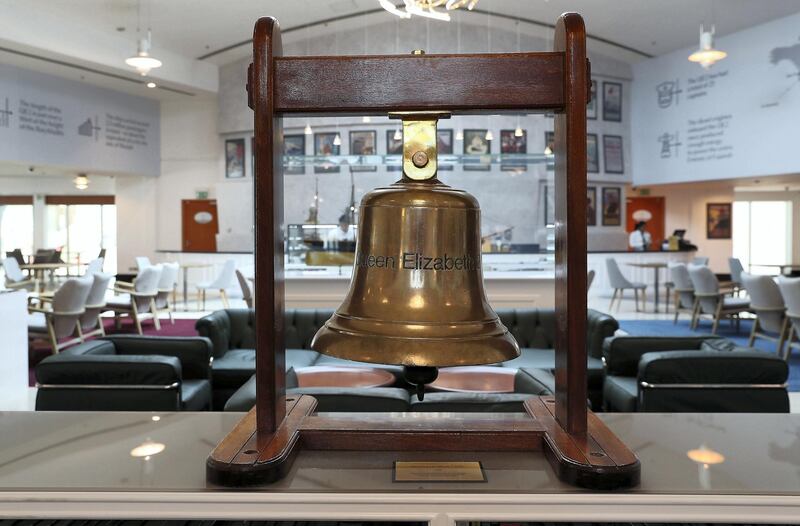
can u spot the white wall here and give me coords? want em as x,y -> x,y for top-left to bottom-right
632,181 -> 735,273
631,11 -> 800,185
115,97 -> 221,272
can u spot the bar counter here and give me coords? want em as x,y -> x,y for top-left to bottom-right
0,411 -> 798,522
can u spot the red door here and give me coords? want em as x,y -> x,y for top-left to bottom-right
182,199 -> 218,252
625,196 -> 665,251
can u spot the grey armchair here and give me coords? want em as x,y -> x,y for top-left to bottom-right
79,272 -> 113,339
688,264 -> 749,333
155,262 -> 180,324
692,256 -> 709,266
108,265 -> 162,334
741,272 -> 788,355
668,262 -> 695,324
728,257 -> 745,293
606,257 -> 647,312
778,277 -> 800,360
28,277 -> 92,354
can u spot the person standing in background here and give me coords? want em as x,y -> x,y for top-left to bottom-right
629,221 -> 652,251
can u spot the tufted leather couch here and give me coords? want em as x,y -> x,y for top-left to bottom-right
196,307 -> 619,409
602,335 -> 790,412
35,335 -> 213,411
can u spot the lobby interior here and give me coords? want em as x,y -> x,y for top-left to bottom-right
2,0 -> 800,512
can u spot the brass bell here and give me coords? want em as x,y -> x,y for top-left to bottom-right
310,112 -> 519,397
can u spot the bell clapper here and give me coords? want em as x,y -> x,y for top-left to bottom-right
403,366 -> 439,401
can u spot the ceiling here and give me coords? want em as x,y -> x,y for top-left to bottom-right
11,0 -> 800,66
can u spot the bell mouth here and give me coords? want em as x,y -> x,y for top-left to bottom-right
310,314 -> 520,368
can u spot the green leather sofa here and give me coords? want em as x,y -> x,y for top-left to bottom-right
196,307 -> 618,409
602,335 -> 790,412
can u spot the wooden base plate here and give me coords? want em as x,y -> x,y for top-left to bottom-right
207,395 -> 640,490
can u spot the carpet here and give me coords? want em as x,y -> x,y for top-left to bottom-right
617,317 -> 799,391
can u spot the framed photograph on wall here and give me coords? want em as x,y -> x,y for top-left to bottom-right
603,81 -> 622,122
587,186 -> 597,226
602,187 -> 621,226
314,132 -> 340,173
225,138 -> 245,179
587,79 -> 597,120
386,129 -> 403,172
437,129 -> 454,171
545,131 -> 555,171
463,129 -> 490,171
587,133 -> 599,173
707,203 -> 732,239
500,129 -> 526,172
283,134 -> 305,175
349,130 -> 377,172
603,135 -> 624,174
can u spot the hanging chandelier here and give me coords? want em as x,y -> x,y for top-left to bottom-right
688,25 -> 727,69
379,0 -> 479,21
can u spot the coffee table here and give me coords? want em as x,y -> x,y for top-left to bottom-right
429,365 -> 517,393
294,366 -> 395,388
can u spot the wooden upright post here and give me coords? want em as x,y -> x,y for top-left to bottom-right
250,18 -> 286,436
553,13 -> 589,435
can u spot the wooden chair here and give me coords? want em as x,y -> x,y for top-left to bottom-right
79,272 -> 113,339
668,262 -> 695,324
236,269 -> 253,308
741,272 -> 788,355
688,264 -> 749,334
778,276 -> 800,360
107,265 -> 162,334
28,277 -> 92,354
606,257 -> 647,312
155,262 -> 180,324
197,259 -> 236,310
3,257 -> 38,291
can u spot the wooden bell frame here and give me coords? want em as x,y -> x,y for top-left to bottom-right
207,12 -> 640,490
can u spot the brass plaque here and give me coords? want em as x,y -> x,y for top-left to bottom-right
393,461 -> 486,482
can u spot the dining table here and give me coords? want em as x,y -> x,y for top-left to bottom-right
20,262 -> 84,289
626,261 -> 669,313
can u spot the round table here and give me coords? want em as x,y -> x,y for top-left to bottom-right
294,366 -> 396,388
429,366 -> 517,393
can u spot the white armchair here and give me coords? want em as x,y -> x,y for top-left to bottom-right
28,277 -> 92,354
107,265 -> 162,334
197,259 -> 236,310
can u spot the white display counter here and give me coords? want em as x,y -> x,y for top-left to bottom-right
0,411 -> 798,522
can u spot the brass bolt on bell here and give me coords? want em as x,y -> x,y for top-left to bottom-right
310,111 -> 519,400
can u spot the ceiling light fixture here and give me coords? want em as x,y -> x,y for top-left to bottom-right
362,116 -> 371,123
304,123 -> 313,135
126,29 -> 163,76
688,24 -> 727,69
393,128 -> 402,141
333,133 -> 342,146
74,174 -> 89,190
379,0 -> 479,20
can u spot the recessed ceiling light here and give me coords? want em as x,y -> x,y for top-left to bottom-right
146,81 -> 156,88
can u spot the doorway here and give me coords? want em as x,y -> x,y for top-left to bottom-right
625,196 -> 665,251
182,199 -> 218,252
